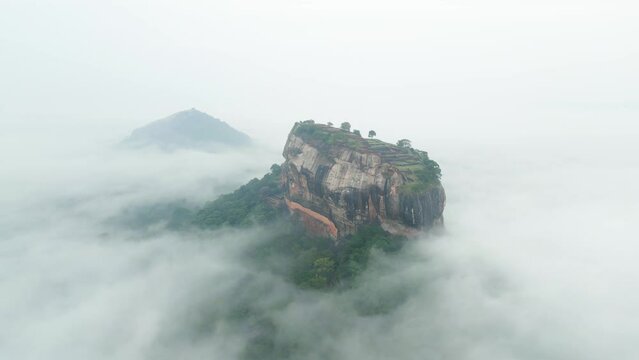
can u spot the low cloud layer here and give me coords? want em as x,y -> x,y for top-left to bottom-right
1,135 -> 638,359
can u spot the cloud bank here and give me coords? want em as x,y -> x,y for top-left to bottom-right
1,133 -> 638,360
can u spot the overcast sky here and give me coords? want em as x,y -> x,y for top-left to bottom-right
1,0 -> 638,147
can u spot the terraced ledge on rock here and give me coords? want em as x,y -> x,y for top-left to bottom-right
281,121 -> 445,240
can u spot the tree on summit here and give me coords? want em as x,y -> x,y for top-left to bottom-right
397,139 -> 412,148
368,130 -> 376,138
340,122 -> 351,132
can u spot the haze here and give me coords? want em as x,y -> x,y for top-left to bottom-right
1,1 -> 638,359
2,0 -> 638,143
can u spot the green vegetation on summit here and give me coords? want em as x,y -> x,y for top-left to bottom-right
291,121 -> 442,194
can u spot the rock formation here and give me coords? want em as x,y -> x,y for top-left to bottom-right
281,121 -> 445,240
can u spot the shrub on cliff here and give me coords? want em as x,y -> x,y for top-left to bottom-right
400,157 -> 442,194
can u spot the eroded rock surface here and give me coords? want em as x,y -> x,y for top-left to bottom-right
281,122 -> 445,240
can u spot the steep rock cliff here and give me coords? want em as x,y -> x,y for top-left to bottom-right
281,122 -> 445,240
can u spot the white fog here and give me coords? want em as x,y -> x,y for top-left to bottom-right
1,0 -> 638,359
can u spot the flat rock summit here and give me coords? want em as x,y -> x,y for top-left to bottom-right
280,121 -> 445,239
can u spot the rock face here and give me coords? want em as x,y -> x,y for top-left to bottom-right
281,122 -> 445,240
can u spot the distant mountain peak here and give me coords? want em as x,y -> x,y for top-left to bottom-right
122,109 -> 251,152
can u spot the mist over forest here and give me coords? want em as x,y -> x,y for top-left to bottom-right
2,0 -> 639,358
1,128 -> 638,359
